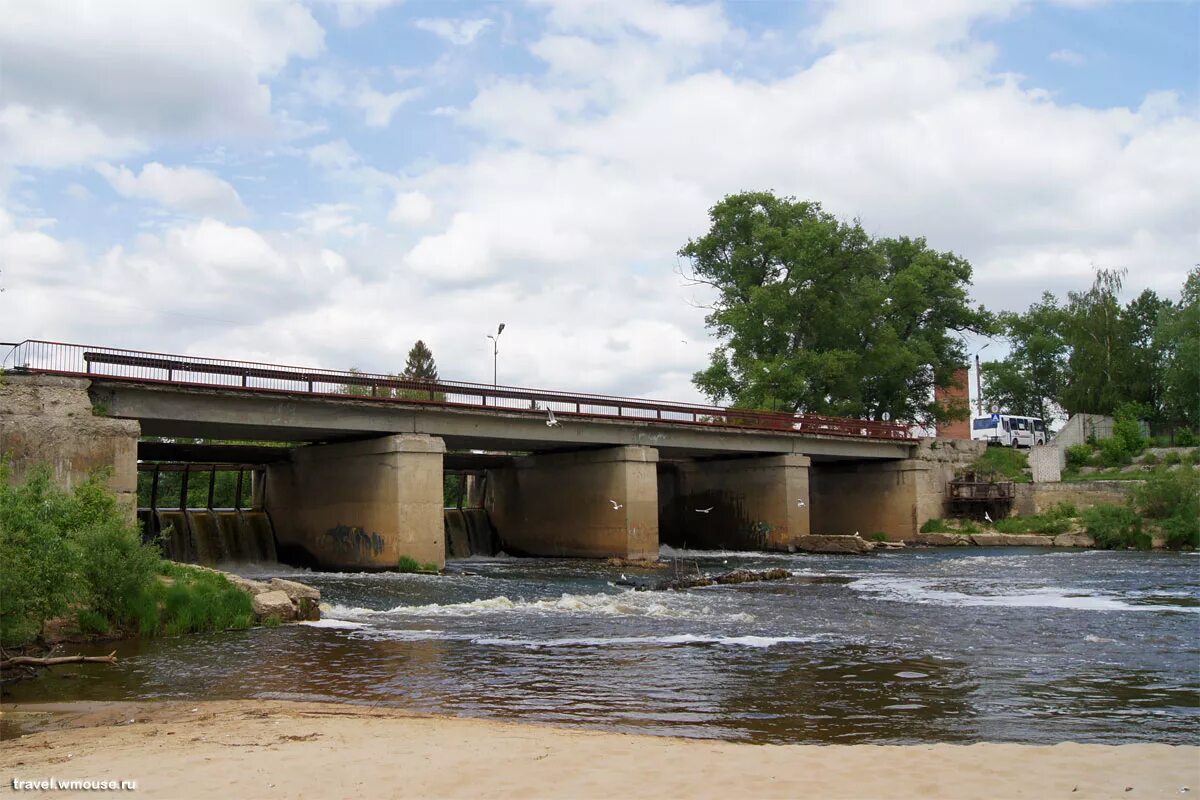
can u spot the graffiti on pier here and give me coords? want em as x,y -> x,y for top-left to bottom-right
325,523 -> 385,556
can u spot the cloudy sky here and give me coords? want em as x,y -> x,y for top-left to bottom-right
1,0 -> 1196,402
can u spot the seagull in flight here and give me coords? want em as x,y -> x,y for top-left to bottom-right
545,407 -> 560,428
609,500 -> 623,510
984,511 -> 993,524
796,500 -> 806,508
696,507 -> 713,514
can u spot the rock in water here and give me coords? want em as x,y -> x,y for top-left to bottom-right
251,590 -> 298,622
793,534 -> 875,554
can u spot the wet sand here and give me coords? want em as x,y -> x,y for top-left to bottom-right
1,700 -> 1196,799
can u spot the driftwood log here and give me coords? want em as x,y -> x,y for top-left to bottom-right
1,651 -> 118,669
643,567 -> 793,591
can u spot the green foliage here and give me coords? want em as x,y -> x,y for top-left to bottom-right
1163,451 -> 1182,466
972,446 -> 1030,482
981,267 -> 1198,430
1187,449 -> 1200,466
1044,502 -> 1078,520
1065,443 -> 1094,469
0,464 -> 253,647
1161,515 -> 1200,550
920,518 -> 951,533
397,555 -> 421,572
157,563 -> 254,636
869,532 -> 888,542
993,514 -> 1071,535
1082,503 -> 1148,550
981,292 -> 1066,422
1097,437 -> 1132,468
403,340 -> 439,382
957,519 -> 982,534
1112,403 -> 1147,457
680,192 -> 993,426
421,562 -> 440,573
1141,452 -> 1159,466
1174,428 -> 1197,447
1132,468 -> 1199,521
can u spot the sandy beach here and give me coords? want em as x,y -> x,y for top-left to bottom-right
0,700 -> 1195,799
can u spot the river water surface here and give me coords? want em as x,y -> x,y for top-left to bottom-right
6,547 -> 1198,745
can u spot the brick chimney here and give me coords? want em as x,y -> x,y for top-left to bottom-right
935,366 -> 971,440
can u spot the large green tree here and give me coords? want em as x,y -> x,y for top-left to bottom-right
1157,268 -> 1200,429
403,340 -> 439,381
980,292 -> 1067,422
681,193 -> 992,425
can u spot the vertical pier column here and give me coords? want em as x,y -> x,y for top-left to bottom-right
266,434 -> 446,570
485,445 -> 659,559
660,454 -> 811,551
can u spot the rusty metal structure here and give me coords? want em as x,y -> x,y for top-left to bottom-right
947,469 -> 1015,518
2,340 -> 913,441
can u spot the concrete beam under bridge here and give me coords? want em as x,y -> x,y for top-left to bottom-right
90,382 -> 915,462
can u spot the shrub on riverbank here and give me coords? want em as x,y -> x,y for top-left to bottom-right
1082,503 -> 1149,550
1132,468 -> 1200,549
0,465 -> 253,647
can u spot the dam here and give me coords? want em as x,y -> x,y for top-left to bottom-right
0,340 -> 983,571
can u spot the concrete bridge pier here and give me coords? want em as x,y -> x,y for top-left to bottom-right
659,454 -> 811,551
485,446 -> 659,560
265,434 -> 447,571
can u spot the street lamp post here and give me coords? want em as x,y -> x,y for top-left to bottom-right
974,343 -> 990,416
486,323 -> 505,403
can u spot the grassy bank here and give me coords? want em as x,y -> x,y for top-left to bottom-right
0,464 -> 253,649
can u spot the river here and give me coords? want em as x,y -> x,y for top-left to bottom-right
5,547 -> 1198,745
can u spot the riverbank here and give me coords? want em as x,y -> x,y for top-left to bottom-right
1,700 -> 1195,799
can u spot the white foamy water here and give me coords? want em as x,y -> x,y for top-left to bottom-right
471,633 -> 825,648
348,591 -> 758,622
848,576 -> 1200,613
299,618 -> 369,630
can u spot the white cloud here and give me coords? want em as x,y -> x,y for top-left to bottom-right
293,203 -> 371,238
1049,48 -> 1086,66
0,1 -> 323,167
307,139 -> 361,170
813,0 -> 1021,46
96,162 -> 247,219
389,191 -> 434,225
318,0 -> 404,28
414,17 -> 494,46
354,85 -> 420,128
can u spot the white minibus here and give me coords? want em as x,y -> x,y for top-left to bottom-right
971,414 -> 1047,447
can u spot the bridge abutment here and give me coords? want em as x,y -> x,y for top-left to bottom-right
485,446 -> 659,559
659,454 -> 811,551
265,434 -> 446,571
0,375 -> 139,518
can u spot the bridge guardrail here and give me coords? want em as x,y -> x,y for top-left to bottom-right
1,339 -> 914,441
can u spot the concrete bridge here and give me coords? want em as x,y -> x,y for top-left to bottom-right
0,340 -> 982,570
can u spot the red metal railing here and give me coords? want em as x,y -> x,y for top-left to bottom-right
0,340 -> 913,440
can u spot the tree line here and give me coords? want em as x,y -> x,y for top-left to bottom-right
681,191 -> 1196,434
982,268 -> 1198,434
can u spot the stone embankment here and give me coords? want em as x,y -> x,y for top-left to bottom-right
221,574 -> 322,623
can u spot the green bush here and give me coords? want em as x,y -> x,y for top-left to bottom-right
957,519 -> 982,534
1097,437 -> 1131,468
920,518 -> 951,533
1065,444 -> 1093,469
397,555 -> 421,572
1163,451 -> 1182,466
1174,428 -> 1197,447
0,464 -> 254,647
1133,468 -> 1200,521
1043,502 -> 1078,520
993,514 -> 1071,535
973,447 -> 1030,482
421,562 -> 440,572
870,532 -> 888,542
1112,420 -> 1146,458
1082,503 -> 1149,550
1141,452 -> 1159,466
1162,514 -> 1200,550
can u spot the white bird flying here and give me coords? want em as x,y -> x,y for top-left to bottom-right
546,407 -> 560,427
696,507 -> 713,514
797,500 -> 806,508
984,511 -> 993,524
609,500 -> 623,510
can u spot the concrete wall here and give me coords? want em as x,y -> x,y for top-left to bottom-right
810,438 -> 984,540
1029,444 -> 1063,483
1053,414 -> 1114,448
1013,480 -> 1137,516
659,455 -> 810,551
266,434 -> 446,571
485,446 -> 659,559
0,374 -> 139,517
